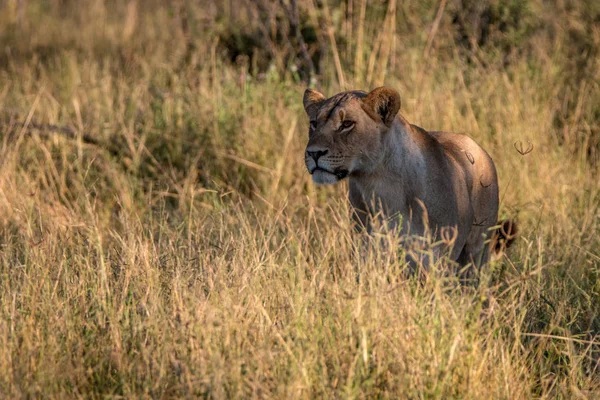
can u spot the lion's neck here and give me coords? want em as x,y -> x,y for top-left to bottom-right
349,116 -> 427,215
382,116 -> 427,179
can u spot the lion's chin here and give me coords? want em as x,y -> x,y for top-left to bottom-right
311,169 -> 339,185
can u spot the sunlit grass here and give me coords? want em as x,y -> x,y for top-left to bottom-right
0,1 -> 598,398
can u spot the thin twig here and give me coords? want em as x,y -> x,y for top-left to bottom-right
354,0 -> 366,84
374,0 -> 396,87
281,0 -> 316,81
422,0 -> 447,60
416,0 -> 447,90
480,174 -> 493,188
1,120 -> 120,157
216,151 -> 275,175
514,140 -> 534,156
465,151 -> 475,164
319,0 -> 346,89
521,332 -> 600,346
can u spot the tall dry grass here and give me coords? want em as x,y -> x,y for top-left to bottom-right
0,0 -> 598,398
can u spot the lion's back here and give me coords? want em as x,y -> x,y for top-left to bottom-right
430,131 -> 499,228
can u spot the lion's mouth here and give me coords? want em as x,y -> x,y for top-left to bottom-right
310,167 -> 349,180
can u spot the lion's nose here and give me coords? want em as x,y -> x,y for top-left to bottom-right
306,149 -> 328,162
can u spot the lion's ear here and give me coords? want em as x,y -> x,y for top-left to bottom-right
361,87 -> 401,127
303,89 -> 325,116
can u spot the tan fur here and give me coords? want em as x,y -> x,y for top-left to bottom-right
303,86 -> 509,268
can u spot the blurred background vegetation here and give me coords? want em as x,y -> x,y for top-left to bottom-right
0,0 -> 599,397
1,0 -> 599,196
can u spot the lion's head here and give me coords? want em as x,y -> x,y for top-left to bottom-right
302,87 -> 401,184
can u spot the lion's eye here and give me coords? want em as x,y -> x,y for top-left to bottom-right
340,120 -> 355,130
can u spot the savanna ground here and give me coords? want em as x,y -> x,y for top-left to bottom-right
0,0 -> 599,398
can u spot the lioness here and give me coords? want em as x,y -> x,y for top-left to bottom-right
303,86 -> 515,268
